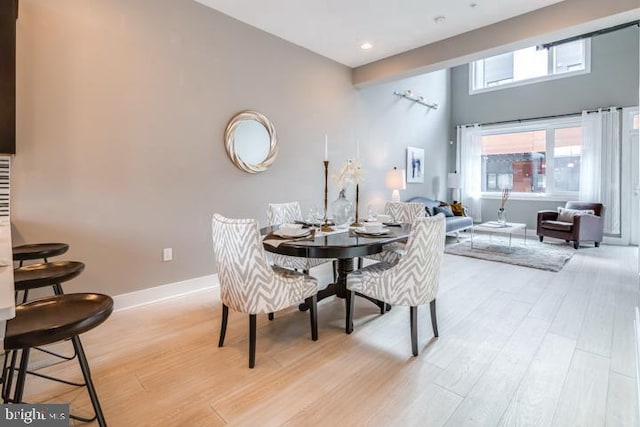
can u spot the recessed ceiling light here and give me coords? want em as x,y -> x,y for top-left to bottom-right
360,42 -> 373,50
433,16 -> 446,24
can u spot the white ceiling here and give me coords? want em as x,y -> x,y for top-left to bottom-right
194,0 -> 565,67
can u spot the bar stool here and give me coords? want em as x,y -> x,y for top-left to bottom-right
14,260 -> 84,302
12,243 -> 69,267
2,293 -> 113,427
5,262 -> 86,394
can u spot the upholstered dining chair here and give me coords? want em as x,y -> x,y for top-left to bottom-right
267,202 -> 337,280
347,214 -> 445,356
211,213 -> 319,368
361,201 -> 426,267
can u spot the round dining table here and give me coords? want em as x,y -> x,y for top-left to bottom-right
262,224 -> 411,333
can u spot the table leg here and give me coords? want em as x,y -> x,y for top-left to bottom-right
356,293 -> 391,314
299,257 -> 353,310
298,257 -> 390,317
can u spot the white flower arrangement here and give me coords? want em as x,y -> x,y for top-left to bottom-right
333,159 -> 362,190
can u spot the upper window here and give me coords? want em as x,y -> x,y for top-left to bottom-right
470,39 -> 590,93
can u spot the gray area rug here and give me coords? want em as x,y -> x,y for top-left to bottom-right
445,235 -> 574,272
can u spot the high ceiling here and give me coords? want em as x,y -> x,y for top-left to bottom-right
194,0 -> 565,67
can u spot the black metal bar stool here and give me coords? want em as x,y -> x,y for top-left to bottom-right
14,261 -> 84,297
4,262 -> 86,399
12,243 -> 69,267
2,293 -> 113,427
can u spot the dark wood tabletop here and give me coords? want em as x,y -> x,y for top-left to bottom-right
261,224 -> 411,258
262,224 -> 411,333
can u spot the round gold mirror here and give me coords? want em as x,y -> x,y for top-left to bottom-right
224,111 -> 278,174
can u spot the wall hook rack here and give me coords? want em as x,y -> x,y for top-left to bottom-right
393,90 -> 438,110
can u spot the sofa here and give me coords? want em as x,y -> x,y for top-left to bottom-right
406,197 -> 473,240
536,201 -> 605,249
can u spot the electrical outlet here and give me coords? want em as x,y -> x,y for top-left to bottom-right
163,248 -> 173,262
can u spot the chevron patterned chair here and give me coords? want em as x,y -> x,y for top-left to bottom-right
347,214 -> 445,356
267,202 -> 337,281
212,213 -> 319,368
361,201 -> 426,267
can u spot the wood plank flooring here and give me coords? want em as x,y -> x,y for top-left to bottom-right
16,241 -> 640,426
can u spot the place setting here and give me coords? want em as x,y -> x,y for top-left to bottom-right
351,221 -> 393,237
372,213 -> 402,227
264,223 -> 316,247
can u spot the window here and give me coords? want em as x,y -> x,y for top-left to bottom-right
470,39 -> 590,93
479,117 -> 582,197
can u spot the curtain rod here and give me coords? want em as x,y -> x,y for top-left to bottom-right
539,21 -> 639,50
461,107 -> 622,128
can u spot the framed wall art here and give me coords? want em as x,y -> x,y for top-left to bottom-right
406,146 -> 424,183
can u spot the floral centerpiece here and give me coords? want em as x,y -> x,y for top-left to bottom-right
333,159 -> 362,189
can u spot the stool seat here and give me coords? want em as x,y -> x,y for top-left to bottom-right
4,293 -> 113,350
2,293 -> 112,426
13,261 -> 85,292
5,293 -> 113,350
12,243 -> 69,262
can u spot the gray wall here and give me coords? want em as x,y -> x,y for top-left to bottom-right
355,71 -> 450,209
450,26 -> 639,227
11,0 -> 449,296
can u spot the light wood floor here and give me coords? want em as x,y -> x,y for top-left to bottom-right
19,241 -> 640,426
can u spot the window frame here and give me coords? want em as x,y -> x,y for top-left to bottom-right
478,116 -> 583,201
469,39 -> 591,95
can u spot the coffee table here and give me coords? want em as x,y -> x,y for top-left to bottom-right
471,222 -> 527,251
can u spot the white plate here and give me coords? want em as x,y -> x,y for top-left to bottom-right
353,227 -> 390,236
274,228 -> 311,238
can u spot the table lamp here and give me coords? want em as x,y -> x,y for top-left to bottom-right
386,167 -> 406,202
447,171 -> 461,202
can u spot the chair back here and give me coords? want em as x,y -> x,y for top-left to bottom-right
266,202 -> 302,226
565,201 -> 604,217
384,202 -> 425,223
211,214 -> 276,314
369,215 -> 445,306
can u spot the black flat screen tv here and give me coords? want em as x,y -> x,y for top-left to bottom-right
0,0 -> 17,154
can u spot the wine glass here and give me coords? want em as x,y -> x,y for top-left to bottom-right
367,205 -> 378,222
306,206 -> 323,228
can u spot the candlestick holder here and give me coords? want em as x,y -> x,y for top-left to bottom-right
350,184 -> 363,227
321,160 -> 334,232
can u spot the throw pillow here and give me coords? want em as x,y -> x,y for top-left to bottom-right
450,202 -> 466,216
557,207 -> 595,223
434,205 -> 454,217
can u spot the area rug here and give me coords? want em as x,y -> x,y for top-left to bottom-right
444,235 -> 574,272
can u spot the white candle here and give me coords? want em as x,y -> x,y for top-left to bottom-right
356,139 -> 360,159
324,135 -> 328,161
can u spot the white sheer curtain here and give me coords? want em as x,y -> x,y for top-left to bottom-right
580,107 -> 621,235
457,124 -> 482,221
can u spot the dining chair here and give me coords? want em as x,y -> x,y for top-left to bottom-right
347,214 -> 445,356
361,201 -> 426,267
211,213 -> 319,368
266,202 -> 337,281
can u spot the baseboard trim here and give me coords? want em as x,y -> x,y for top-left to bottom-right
113,274 -> 219,312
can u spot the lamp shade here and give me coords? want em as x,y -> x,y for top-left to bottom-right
386,168 -> 406,190
447,172 -> 460,189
